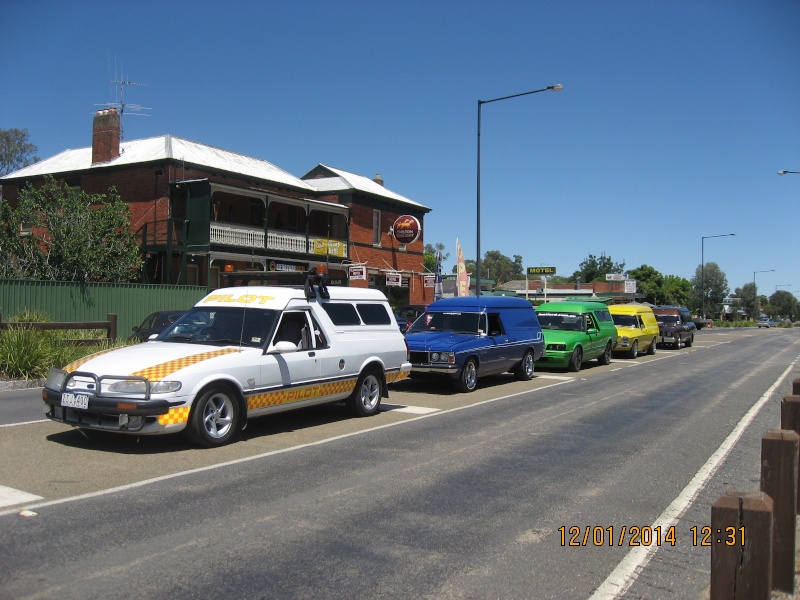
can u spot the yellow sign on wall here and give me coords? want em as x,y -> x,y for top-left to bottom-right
312,239 -> 346,258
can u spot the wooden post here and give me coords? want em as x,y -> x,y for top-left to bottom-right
781,395 -> 800,514
710,491 -> 773,600
793,377 -> 800,396
760,429 -> 799,593
107,313 -> 118,342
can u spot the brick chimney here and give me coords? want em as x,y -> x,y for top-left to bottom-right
373,173 -> 384,186
92,108 -> 121,164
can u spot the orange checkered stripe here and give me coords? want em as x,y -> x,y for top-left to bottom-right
247,378 -> 358,410
63,347 -> 119,373
157,406 -> 192,426
385,370 -> 410,384
132,348 -> 240,382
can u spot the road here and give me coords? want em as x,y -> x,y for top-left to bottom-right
1,327 -> 798,599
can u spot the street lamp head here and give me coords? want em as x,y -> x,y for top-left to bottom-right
549,84 -> 564,92
777,170 -> 799,175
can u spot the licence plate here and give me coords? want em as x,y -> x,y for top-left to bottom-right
61,393 -> 90,409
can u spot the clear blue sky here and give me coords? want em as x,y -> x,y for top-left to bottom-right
3,0 -> 799,297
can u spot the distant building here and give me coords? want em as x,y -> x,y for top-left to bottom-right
0,109 -> 433,305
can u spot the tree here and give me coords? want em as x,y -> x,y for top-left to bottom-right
1,176 -> 142,282
691,262 -> 729,318
481,250 -> 523,285
423,242 -> 449,273
768,290 -> 799,321
734,282 -> 757,320
662,275 -> 692,306
627,264 -> 664,304
572,253 -> 625,283
0,128 -> 39,176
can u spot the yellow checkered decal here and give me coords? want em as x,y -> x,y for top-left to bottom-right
158,406 -> 191,426
385,370 -> 410,384
132,348 -> 240,382
248,378 -> 358,410
63,347 -> 119,373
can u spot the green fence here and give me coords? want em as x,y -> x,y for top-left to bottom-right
0,280 -> 208,341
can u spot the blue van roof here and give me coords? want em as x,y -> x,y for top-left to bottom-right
426,296 -> 533,311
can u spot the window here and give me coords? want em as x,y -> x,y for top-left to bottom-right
321,303 -> 361,326
356,303 -> 391,325
373,210 -> 381,245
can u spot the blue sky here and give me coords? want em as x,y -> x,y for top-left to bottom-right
3,0 -> 799,297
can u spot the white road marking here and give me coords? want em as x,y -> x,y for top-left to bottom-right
0,485 -> 43,508
588,353 -> 800,600
0,419 -> 48,428
381,404 -> 439,414
535,374 -> 573,380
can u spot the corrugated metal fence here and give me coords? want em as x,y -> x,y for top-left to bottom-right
0,280 -> 207,340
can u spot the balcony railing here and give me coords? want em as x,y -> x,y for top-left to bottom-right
212,223 -> 347,258
211,222 -> 265,247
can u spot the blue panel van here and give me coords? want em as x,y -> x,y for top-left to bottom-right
404,296 -> 544,392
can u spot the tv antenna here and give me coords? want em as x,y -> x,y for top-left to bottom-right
96,56 -> 151,143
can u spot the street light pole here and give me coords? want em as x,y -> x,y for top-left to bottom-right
701,233 -> 735,319
777,170 -> 800,175
753,269 -> 775,320
476,84 -> 562,296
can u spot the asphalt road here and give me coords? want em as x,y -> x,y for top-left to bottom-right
1,328 -> 798,599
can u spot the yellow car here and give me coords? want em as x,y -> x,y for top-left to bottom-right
609,304 -> 659,358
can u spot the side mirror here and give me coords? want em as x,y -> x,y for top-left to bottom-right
269,341 -> 299,354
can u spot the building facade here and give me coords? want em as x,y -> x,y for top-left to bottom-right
0,109 -> 433,306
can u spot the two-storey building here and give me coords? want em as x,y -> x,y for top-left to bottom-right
0,109 -> 432,306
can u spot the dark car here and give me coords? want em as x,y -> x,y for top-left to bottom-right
653,306 -> 696,349
129,310 -> 186,342
394,304 -> 426,330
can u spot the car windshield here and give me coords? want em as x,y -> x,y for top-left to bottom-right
407,311 -> 483,334
158,307 -> 279,347
537,312 -> 585,331
612,314 -> 639,327
656,315 -> 679,324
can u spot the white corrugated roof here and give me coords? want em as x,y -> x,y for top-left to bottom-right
1,135 -> 317,191
306,164 -> 430,210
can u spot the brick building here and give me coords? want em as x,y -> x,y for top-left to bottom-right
0,109 -> 433,306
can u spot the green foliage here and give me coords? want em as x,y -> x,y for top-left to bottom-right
734,282 -> 757,319
691,262 -> 730,317
662,275 -> 692,306
572,253 -> 625,283
423,242 -> 449,274
1,176 -> 142,282
0,127 -> 39,176
627,264 -> 664,304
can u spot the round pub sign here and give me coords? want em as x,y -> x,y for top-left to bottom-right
393,215 -> 421,245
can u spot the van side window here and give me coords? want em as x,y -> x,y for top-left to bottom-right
586,314 -> 597,330
321,303 -> 361,326
487,313 -> 504,336
273,311 -> 310,349
356,303 -> 392,325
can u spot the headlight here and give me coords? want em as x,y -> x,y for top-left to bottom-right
547,343 -> 567,351
430,352 -> 439,362
152,381 -> 182,393
46,368 -> 67,392
429,352 -> 454,363
108,380 -> 148,394
621,336 -> 629,344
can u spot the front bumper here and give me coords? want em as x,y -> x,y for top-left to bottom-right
537,351 -> 571,368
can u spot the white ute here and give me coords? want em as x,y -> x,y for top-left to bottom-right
43,274 -> 411,446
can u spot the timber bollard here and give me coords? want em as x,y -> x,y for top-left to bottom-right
760,429 -> 799,593
710,491 -> 773,600
793,376 -> 800,396
780,394 -> 800,513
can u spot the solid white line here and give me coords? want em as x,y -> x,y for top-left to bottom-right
588,353 -> 800,600
381,404 -> 439,414
0,485 -> 43,508
0,378 -> 576,517
0,419 -> 48,428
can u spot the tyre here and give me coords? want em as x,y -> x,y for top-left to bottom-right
673,338 -> 681,349
626,340 -> 638,359
455,359 -> 478,392
346,370 -> 382,416
647,337 -> 656,355
567,347 -> 583,372
685,335 -> 693,348
186,386 -> 239,447
513,350 -> 535,381
597,342 -> 612,365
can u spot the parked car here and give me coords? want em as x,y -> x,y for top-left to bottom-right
129,310 -> 186,342
395,304 -> 427,331
653,306 -> 696,349
609,304 -> 659,358
757,318 -> 778,328
404,296 -> 543,392
535,301 -> 618,372
42,274 -> 411,447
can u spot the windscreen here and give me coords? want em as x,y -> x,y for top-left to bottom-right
536,312 -> 584,332
612,314 -> 638,327
407,311 -> 483,334
159,307 -> 279,347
